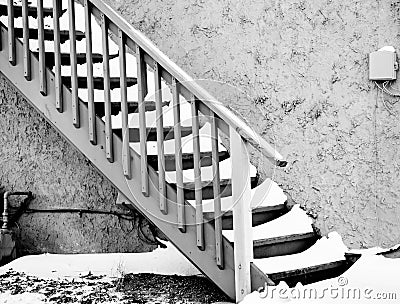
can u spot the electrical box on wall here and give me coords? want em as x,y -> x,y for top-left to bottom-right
369,47 -> 398,81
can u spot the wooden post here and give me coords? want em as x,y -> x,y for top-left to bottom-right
230,126 -> 253,302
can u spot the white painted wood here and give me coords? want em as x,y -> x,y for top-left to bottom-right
230,127 -> 253,302
76,0 -> 287,166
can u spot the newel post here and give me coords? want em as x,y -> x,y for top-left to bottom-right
230,127 -> 253,302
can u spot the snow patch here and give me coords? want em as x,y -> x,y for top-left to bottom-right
0,241 -> 200,280
254,232 -> 347,274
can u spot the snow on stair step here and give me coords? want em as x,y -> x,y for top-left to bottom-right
111,98 -> 192,128
76,69 -> 164,106
222,205 -> 313,243
3,1 -> 170,119
0,3 -> 59,18
187,178 -> 286,213
254,232 -> 348,274
59,55 -> 137,78
16,2 -> 119,55
165,157 -> 257,185
7,0 -> 55,8
129,122 -> 227,157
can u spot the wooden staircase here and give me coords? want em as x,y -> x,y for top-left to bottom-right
0,1 -> 358,302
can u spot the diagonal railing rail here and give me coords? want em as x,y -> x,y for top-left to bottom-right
2,0 -> 287,301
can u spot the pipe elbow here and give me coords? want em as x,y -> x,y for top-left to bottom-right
4,192 -> 10,200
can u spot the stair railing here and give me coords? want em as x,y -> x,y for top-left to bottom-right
5,0 -> 287,301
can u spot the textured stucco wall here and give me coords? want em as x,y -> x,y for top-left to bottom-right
0,75 -> 156,255
103,0 -> 400,249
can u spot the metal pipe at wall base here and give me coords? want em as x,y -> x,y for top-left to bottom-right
2,191 -> 32,231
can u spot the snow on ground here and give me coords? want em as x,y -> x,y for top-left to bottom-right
243,240 -> 400,304
0,240 -> 203,303
243,253 -> 400,304
0,240 -> 200,280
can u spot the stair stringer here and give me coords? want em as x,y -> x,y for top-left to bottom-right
0,23 -> 269,300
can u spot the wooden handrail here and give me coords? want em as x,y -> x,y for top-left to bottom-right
76,0 -> 287,167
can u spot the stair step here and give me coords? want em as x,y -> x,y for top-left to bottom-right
194,178 -> 288,228
32,52 -> 119,68
148,150 -> 230,172
0,4 -> 66,18
82,100 -> 170,117
62,76 -> 137,90
268,253 -> 361,287
253,232 -> 319,259
180,176 -> 258,200
204,203 -> 289,230
14,28 -> 85,43
113,125 -> 192,142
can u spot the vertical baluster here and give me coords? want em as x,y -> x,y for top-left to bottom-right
53,0 -> 62,112
68,0 -> 79,127
84,0 -> 96,144
211,112 -> 224,268
172,77 -> 185,232
37,0 -> 47,96
22,0 -> 30,80
118,29 -> 131,178
7,0 -> 15,65
230,127 -> 253,302
37,0 -> 46,95
191,96 -> 204,250
154,62 -> 167,213
136,45 -> 149,196
101,14 -> 113,162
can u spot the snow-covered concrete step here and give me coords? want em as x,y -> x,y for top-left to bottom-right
253,232 -> 352,282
